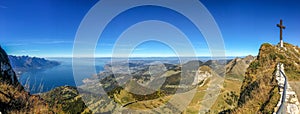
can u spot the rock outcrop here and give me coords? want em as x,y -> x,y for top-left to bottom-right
0,47 -> 20,86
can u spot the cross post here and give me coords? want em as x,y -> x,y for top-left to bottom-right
277,19 -> 286,48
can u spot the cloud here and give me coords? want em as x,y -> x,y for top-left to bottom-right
33,40 -> 73,44
5,43 -> 27,46
20,50 -> 40,53
110,47 -> 145,52
3,39 -> 73,46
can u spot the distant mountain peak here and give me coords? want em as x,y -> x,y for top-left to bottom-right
225,55 -> 255,81
0,46 -> 91,113
8,55 -> 60,76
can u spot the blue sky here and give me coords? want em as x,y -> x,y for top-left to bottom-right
1,0 -> 300,57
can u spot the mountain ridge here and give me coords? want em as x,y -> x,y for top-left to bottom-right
8,55 -> 60,76
226,55 -> 256,81
233,42 -> 300,113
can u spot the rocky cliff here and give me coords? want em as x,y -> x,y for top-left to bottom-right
0,46 -> 49,113
0,48 -> 20,86
0,46 -> 89,113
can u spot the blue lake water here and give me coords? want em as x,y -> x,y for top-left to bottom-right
18,58 -> 108,94
17,57 -> 235,94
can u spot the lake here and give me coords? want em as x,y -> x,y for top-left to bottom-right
18,58 -> 108,94
17,57 -> 234,94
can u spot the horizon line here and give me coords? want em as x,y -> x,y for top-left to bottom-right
8,55 -> 253,58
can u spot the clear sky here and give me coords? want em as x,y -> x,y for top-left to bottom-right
1,0 -> 300,57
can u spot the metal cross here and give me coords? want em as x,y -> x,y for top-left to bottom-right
277,19 -> 286,41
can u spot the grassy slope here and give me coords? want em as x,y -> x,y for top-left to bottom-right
210,79 -> 242,113
183,78 -> 210,114
0,81 -> 51,113
104,63 -> 245,113
235,43 -> 300,113
205,56 -> 255,113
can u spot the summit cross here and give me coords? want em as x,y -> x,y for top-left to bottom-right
277,19 -> 286,48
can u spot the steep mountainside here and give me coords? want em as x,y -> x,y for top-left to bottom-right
0,46 -> 89,113
208,56 -> 255,113
234,43 -> 300,113
0,46 -> 49,113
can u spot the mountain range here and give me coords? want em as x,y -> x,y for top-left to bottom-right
0,46 -> 90,113
8,55 -> 60,76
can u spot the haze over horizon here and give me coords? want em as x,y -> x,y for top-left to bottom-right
1,0 -> 300,57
